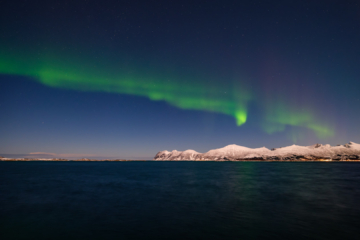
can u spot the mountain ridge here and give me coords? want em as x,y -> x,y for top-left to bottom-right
154,142 -> 360,161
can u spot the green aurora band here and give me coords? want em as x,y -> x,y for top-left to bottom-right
262,101 -> 334,139
0,50 -> 250,126
0,49 -> 334,139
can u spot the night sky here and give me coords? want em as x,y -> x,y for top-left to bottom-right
1,0 -> 359,159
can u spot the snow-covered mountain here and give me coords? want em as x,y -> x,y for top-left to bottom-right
154,142 -> 360,161
154,149 -> 200,160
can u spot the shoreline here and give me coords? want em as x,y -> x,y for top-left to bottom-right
1,159 -> 360,162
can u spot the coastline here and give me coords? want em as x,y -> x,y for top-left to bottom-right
0,158 -> 147,162
1,158 -> 360,162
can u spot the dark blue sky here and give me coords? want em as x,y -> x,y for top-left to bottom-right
1,0 -> 359,159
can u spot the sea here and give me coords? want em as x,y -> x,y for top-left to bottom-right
1,161 -> 360,240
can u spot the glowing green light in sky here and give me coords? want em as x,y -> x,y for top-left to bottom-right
0,49 -> 251,126
235,109 -> 247,126
262,101 -> 334,139
0,47 -> 335,140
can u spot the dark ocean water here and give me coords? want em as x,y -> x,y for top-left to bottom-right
1,162 -> 360,240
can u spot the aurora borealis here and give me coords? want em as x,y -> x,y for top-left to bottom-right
1,0 -> 359,159
0,48 -> 251,126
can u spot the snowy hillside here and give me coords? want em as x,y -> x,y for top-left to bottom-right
154,142 -> 360,161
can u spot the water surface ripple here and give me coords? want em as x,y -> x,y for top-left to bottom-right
1,162 -> 360,240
